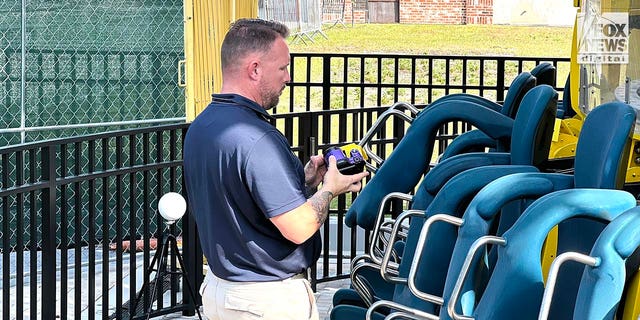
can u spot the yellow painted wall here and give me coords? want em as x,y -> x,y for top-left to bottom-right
183,0 -> 258,121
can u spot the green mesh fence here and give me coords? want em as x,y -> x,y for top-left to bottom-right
0,0 -> 186,147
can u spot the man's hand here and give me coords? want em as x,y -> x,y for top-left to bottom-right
321,155 -> 369,196
304,155 -> 327,189
271,155 -> 369,244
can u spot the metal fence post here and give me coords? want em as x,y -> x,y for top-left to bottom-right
41,145 -> 57,319
322,55 -> 332,111
496,60 -> 506,103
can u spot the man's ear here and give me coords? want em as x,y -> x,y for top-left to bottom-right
247,60 -> 261,81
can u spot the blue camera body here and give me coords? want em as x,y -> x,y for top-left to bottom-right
324,145 -> 366,175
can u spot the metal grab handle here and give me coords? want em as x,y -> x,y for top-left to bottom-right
369,192 -> 414,265
537,252 -> 600,320
177,59 -> 187,88
408,213 -> 464,305
380,209 -> 426,284
358,102 -> 419,172
366,299 -> 440,320
351,260 -> 387,307
448,236 -> 507,320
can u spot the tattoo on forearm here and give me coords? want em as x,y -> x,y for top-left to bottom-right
310,191 -> 334,224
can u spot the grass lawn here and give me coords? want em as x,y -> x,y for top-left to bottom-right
289,23 -> 573,58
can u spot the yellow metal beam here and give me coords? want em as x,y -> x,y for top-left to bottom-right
183,0 -> 258,121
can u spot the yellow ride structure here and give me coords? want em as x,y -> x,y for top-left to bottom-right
553,0 -> 640,185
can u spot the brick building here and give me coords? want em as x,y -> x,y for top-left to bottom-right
339,0 -> 493,25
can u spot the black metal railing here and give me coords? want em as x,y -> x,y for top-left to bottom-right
0,54 -> 571,319
0,123 -> 198,320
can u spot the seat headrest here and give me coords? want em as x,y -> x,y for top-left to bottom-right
501,72 -> 537,119
510,85 -> 558,166
574,102 -> 636,189
530,62 -> 557,87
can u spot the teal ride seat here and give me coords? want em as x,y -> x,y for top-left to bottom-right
350,102 -> 636,319
557,74 -> 576,119
397,101 -> 635,320
439,63 -> 556,161
345,72 -> 537,229
350,84 -> 557,231
529,62 -> 557,88
540,206 -> 640,320
340,83 -> 557,295
331,165 -> 541,320
330,85 -> 558,319
447,188 -> 637,320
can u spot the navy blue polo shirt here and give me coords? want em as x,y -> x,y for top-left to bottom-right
183,93 -> 321,282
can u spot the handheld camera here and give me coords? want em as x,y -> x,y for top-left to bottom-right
323,143 -> 368,175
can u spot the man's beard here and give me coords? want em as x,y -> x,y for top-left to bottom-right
260,83 -> 283,110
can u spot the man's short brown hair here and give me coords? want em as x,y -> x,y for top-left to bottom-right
221,19 -> 290,72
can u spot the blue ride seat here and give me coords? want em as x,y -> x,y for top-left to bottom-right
439,63 -> 556,161
330,85 -> 558,318
346,72 -> 537,229
446,188 -> 637,320
557,74 -> 576,119
540,206 -> 640,319
346,101 -> 636,319
358,72 -> 535,174
391,101 -> 635,320
529,62 -> 557,88
349,84 -> 557,231
331,165 -> 541,320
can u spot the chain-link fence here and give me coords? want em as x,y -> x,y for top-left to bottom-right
0,0 -> 186,147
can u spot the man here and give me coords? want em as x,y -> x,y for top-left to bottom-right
183,18 -> 369,320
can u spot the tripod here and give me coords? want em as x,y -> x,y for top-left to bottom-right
133,223 -> 203,320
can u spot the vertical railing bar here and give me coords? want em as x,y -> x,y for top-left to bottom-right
462,58 -> 468,93
129,134 -> 138,316
376,56 -> 382,107
155,130 -> 164,309
142,132 -> 151,312
322,205 -> 330,279
101,138 -> 110,319
15,150 -> 24,320
445,58 -> 451,96
393,57 -> 399,102
41,145 -> 57,319
306,56 -> 312,112
411,57 -> 417,104
2,153 -> 9,320
359,56 -> 365,109
322,56 -> 331,111
288,56 -> 296,113
496,58 -> 506,103
428,58 -> 434,103
479,59 -> 485,97
29,149 -> 37,320
74,141 -> 82,318
60,143 -> 69,319
169,130 -> 178,307
88,139 -> 96,320
336,193 -> 345,277
115,135 -> 123,319
342,57 -> 348,110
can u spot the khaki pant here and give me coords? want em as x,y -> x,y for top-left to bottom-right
199,268 -> 319,320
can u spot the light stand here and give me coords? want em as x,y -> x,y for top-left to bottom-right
133,192 -> 203,320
